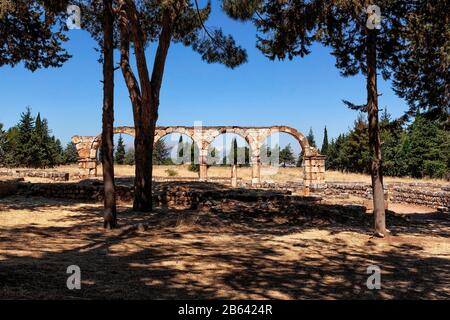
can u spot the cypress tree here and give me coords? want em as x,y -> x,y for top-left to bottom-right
115,134 -> 126,164
321,127 -> 329,155
177,136 -> 184,164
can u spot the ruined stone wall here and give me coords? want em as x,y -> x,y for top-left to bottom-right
0,168 -> 69,181
320,182 -> 449,210
15,181 -> 320,210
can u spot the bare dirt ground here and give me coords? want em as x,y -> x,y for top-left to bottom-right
0,194 -> 448,300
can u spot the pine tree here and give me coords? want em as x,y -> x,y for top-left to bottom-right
406,114 -> 449,178
279,144 -> 295,167
64,142 -> 79,164
223,0 -> 448,236
392,1 -> 449,119
80,0 -> 247,211
0,1 -> 70,71
321,127 -> 329,155
15,107 -> 35,167
153,139 -> 170,165
124,148 -> 135,165
115,134 -> 126,164
307,128 -> 316,148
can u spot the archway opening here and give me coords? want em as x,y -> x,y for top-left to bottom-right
95,133 -> 136,177
260,132 -> 305,182
154,132 -> 199,178
207,132 -> 252,180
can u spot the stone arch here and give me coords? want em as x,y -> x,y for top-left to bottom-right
262,126 -> 312,156
90,126 -> 137,159
155,128 -> 197,165
154,126 -> 195,145
72,125 -> 325,195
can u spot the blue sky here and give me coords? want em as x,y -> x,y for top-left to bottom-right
0,0 -> 409,154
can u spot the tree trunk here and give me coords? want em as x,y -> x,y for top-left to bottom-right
119,1 -> 173,212
102,0 -> 117,229
366,28 -> 386,237
133,118 -> 155,211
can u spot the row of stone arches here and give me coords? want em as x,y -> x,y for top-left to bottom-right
72,126 -> 325,193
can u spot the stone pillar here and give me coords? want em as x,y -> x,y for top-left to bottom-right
251,155 -> 261,185
79,159 -> 98,177
72,136 -> 99,178
303,154 -> 326,195
199,147 -> 208,180
231,164 -> 238,187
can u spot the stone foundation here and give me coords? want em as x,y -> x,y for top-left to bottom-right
15,181 -> 321,210
321,182 -> 449,211
0,168 -> 69,181
2,177 -> 448,212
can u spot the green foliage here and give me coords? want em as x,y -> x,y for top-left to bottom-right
0,123 -> 6,163
404,114 -> 450,178
0,107 -> 66,168
165,168 -> 178,177
0,0 -> 71,71
153,139 -> 171,165
279,144 -> 295,167
115,134 -> 126,164
64,142 -> 79,164
321,127 -> 329,155
177,136 -> 184,164
307,128 -> 316,148
124,149 -> 135,166
81,0 -> 247,68
327,113 -> 449,179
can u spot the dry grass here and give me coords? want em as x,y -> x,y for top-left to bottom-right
50,164 -> 449,185
0,195 -> 448,299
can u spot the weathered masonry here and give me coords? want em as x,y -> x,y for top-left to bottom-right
72,126 -> 326,194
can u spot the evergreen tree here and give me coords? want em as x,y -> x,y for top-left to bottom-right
405,114 -> 449,178
321,127 -> 329,155
392,1 -> 449,119
0,1 -> 70,71
230,138 -> 238,165
2,126 -> 19,167
207,147 -> 219,165
177,136 -> 184,164
81,0 -> 247,211
189,142 -> 200,172
307,128 -> 316,148
296,152 -> 303,168
115,134 -> 126,164
124,148 -> 135,165
0,123 -> 5,165
64,142 -> 79,164
15,107 -> 35,167
279,144 -> 295,167
153,139 -> 170,165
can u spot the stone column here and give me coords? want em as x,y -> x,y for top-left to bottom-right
251,155 -> 261,185
199,147 -> 208,180
72,136 -> 99,178
303,154 -> 326,195
231,164 -> 238,187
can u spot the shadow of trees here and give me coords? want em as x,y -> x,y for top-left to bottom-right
0,189 -> 449,299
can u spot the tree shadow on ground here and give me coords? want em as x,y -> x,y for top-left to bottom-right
0,191 -> 449,299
